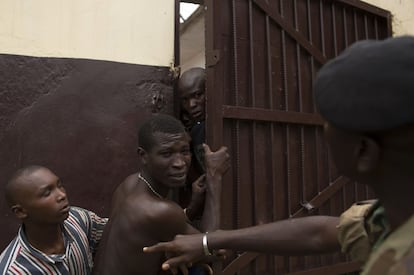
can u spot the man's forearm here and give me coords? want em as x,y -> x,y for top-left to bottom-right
207,216 -> 341,255
199,174 -> 222,232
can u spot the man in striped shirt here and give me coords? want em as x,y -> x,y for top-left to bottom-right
0,165 -> 108,274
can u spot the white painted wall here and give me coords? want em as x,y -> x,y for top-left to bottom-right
180,11 -> 205,72
362,0 -> 414,36
0,0 -> 175,66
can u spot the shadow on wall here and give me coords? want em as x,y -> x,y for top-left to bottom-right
0,55 -> 174,250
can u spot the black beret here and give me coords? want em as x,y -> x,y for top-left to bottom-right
314,36 -> 414,132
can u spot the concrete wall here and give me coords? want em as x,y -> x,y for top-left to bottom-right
363,0 -> 414,35
0,0 -> 175,66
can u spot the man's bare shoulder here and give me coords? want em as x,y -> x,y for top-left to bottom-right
110,173 -> 138,212
127,194 -> 185,223
112,190 -> 189,241
117,173 -> 139,193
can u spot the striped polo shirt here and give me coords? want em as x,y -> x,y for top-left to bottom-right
0,207 -> 108,275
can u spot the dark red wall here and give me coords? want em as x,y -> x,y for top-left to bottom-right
0,54 -> 174,249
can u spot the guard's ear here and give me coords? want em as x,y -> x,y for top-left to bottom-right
137,147 -> 148,165
355,136 -> 381,173
11,204 -> 27,220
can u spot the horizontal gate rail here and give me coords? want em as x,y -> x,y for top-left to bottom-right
287,261 -> 361,275
222,105 -> 324,126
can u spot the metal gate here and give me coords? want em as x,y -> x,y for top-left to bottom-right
204,0 -> 391,274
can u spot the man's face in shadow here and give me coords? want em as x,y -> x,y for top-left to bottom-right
179,69 -> 206,122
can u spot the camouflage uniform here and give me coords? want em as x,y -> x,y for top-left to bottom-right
337,200 -> 414,274
362,213 -> 414,275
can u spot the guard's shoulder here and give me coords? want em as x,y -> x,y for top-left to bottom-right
362,214 -> 414,275
365,246 -> 414,275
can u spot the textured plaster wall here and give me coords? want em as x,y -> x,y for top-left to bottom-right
0,55 -> 174,250
363,0 -> 414,35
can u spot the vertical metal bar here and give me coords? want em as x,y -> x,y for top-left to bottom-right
204,1 -> 225,272
374,18 -> 379,39
360,7 -> 368,203
266,16 -> 273,110
294,0 -> 308,268
266,12 -> 278,270
353,9 -> 359,41
304,0 -> 325,268
232,1 -> 240,107
265,16 -> 274,162
205,0 -> 224,149
293,0 -> 305,212
173,0 -> 181,118
319,0 -> 325,56
248,0 -> 257,227
249,0 -> 256,108
307,0 -> 312,44
332,3 -> 338,56
280,1 -> 292,271
279,0 -> 291,219
265,13 -> 276,274
293,0 -> 298,31
364,14 -> 369,39
352,3 -> 359,203
343,8 -> 349,47
231,0 -> 242,230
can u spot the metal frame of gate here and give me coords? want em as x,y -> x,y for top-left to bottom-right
204,0 -> 391,274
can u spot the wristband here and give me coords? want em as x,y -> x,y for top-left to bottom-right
202,232 -> 213,256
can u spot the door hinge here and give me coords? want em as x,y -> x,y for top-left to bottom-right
206,49 -> 221,67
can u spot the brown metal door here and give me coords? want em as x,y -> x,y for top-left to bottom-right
204,0 -> 391,274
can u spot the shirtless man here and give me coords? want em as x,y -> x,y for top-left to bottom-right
93,114 -> 229,275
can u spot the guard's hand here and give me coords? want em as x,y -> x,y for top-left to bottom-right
143,234 -> 226,272
143,234 -> 204,271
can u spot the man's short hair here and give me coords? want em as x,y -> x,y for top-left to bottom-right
5,165 -> 45,206
180,67 -> 205,84
314,36 -> 414,132
138,114 -> 187,151
179,68 -> 205,93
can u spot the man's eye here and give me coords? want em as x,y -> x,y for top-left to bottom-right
42,189 -> 51,197
195,92 -> 203,99
182,149 -> 191,156
161,152 -> 172,157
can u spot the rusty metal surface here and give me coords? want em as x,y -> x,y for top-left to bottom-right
205,0 -> 391,274
0,55 -> 174,250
